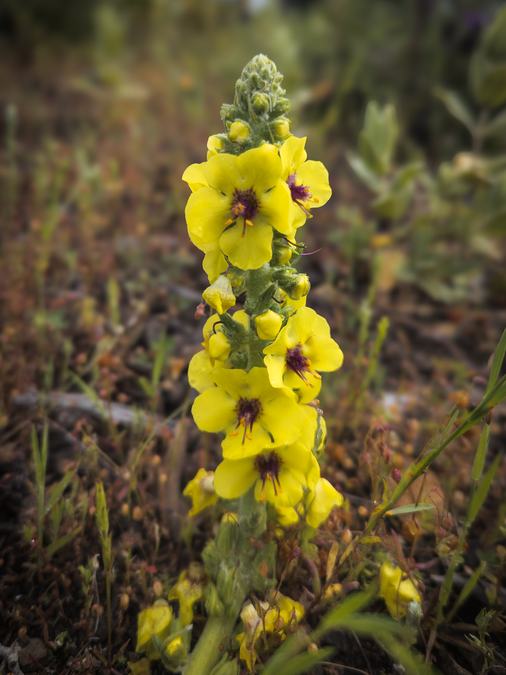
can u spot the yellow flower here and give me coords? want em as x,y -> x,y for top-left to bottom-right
305,478 -> 343,528
182,144 -> 292,270
280,136 -> 332,230
237,593 -> 304,672
192,367 -> 304,459
379,562 -> 421,620
168,565 -> 204,627
136,600 -> 173,657
202,275 -> 236,314
263,307 -> 343,403
183,468 -> 218,517
214,442 -> 319,506
255,309 -> 283,340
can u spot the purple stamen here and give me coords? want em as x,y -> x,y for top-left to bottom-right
236,398 -> 262,443
255,452 -> 282,494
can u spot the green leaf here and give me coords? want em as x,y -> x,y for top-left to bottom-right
46,528 -> 80,559
273,647 -> 335,675
386,503 -> 435,517
347,152 -> 382,191
467,454 -> 501,526
482,108 -> 506,139
358,102 -> 399,176
485,329 -> 506,396
471,424 -> 490,482
45,469 -> 76,515
446,561 -> 487,623
435,88 -> 475,132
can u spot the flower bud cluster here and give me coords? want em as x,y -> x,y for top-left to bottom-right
182,55 -> 344,530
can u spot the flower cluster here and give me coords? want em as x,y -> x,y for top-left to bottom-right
182,55 -> 344,530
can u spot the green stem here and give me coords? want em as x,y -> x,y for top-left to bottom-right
184,615 -> 237,675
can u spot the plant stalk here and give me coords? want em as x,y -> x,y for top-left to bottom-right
184,615 -> 237,675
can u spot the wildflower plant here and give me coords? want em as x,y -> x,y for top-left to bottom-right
177,54 -> 343,674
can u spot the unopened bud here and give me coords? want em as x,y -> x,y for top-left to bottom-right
207,134 -> 224,157
289,274 -> 310,300
208,331 -> 231,360
276,244 -> 293,265
255,310 -> 283,340
202,275 -> 236,314
229,120 -> 251,144
165,635 -> 185,659
272,117 -> 290,139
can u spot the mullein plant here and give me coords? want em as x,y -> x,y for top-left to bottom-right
136,55 -> 345,674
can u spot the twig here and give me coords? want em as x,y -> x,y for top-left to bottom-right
12,390 -> 177,437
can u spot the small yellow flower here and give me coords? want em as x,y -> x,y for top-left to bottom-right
379,562 -> 421,620
182,145 -> 292,270
214,442 -> 319,506
229,120 -> 251,143
280,136 -> 332,230
264,307 -> 343,403
202,275 -> 236,314
192,367 -> 304,459
136,600 -> 173,658
183,468 -> 218,517
168,565 -> 204,627
305,478 -> 344,528
255,309 -> 283,340
237,592 -> 304,672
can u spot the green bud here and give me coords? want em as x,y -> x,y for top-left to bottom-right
289,273 -> 310,300
252,92 -> 270,114
272,117 -> 290,140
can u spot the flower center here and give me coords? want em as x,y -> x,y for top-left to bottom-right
236,397 -> 262,443
255,451 -> 282,494
285,344 -> 311,381
287,174 -> 311,204
229,189 -> 259,234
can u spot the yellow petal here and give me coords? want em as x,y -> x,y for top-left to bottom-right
256,181 -> 292,236
222,419 -> 274,459
185,188 -> 230,252
219,220 -> 273,270
306,478 -> 343,528
296,160 -> 332,208
280,136 -> 307,176
214,457 -> 257,499
188,350 -> 216,393
182,163 -> 208,192
192,387 -> 236,432
202,153 -> 238,194
203,248 -> 228,282
236,144 -> 283,192
263,354 -> 287,388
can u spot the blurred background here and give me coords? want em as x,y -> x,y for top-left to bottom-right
2,0 -> 506,474
1,2 -> 506,672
